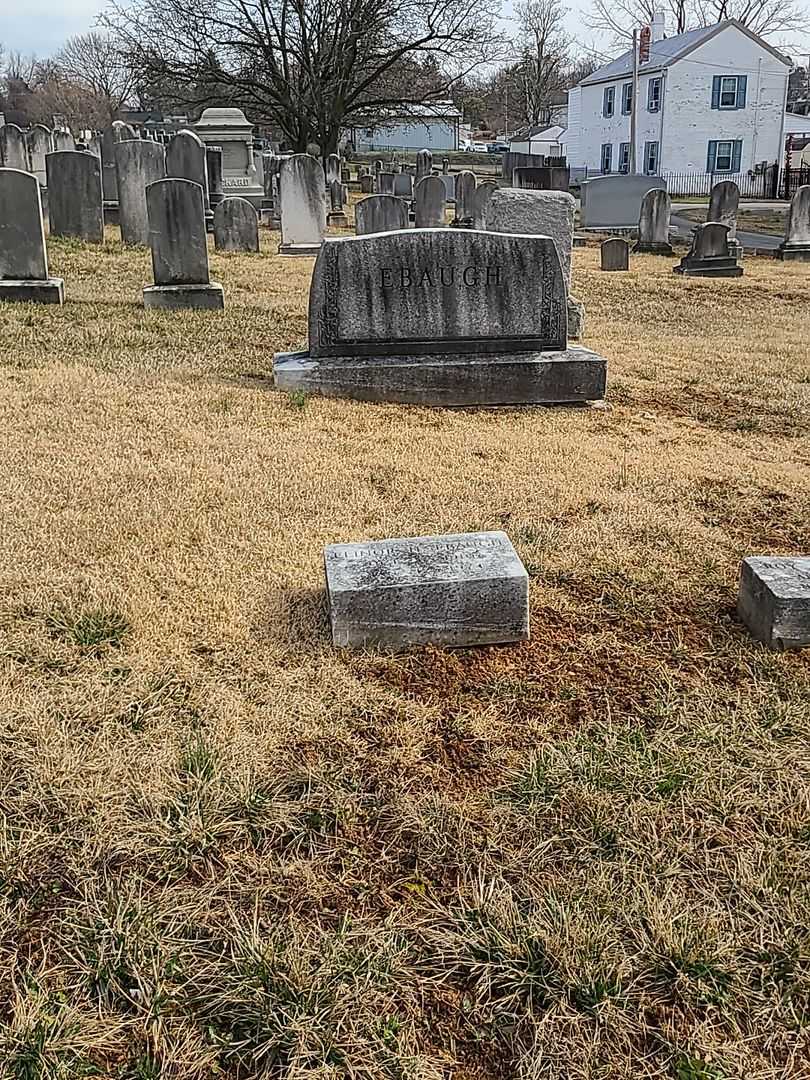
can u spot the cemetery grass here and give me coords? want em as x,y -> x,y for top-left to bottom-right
0,230 -> 809,1080
677,205 -> 788,236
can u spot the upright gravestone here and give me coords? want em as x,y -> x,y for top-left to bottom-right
453,171 -> 476,227
206,146 -> 224,211
213,196 -> 259,253
737,556 -> 810,650
193,108 -> 264,207
413,176 -> 445,228
0,124 -> 28,170
278,153 -> 326,255
514,166 -> 570,192
0,168 -> 64,303
708,180 -> 740,242
633,188 -> 672,254
100,121 -> 135,211
502,151 -> 545,185
327,179 -> 349,228
166,129 -> 212,228
473,181 -> 497,229
325,154 -> 341,188
355,194 -> 409,235
777,185 -> 810,261
442,158 -> 450,175
601,237 -> 629,271
580,174 -> 667,230
115,139 -> 166,245
674,222 -> 742,277
45,150 -> 104,242
416,149 -> 433,183
272,229 -> 607,406
26,125 -> 52,186
393,172 -> 413,199
53,129 -> 75,152
143,178 -> 223,309
360,172 -> 374,193
377,171 -> 395,195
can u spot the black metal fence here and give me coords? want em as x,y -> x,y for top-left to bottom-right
662,167 -> 779,199
782,162 -> 810,199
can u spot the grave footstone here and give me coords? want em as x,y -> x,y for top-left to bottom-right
278,153 -> 326,255
777,185 -> 810,261
0,124 -> 28,170
115,139 -> 166,245
272,228 -> 607,406
580,174 -> 666,230
452,170 -> 475,226
143,178 -> 223,309
413,176 -> 445,228
416,149 -> 433,183
738,556 -> 810,650
633,188 -> 673,254
327,179 -> 349,228
473,181 -> 497,229
601,237 -> 629,270
355,194 -> 409,235
213,196 -> 259,252
674,222 -> 742,277
26,125 -> 52,186
166,129 -> 212,228
45,150 -> 104,242
377,171 -> 395,195
325,531 -> 530,650
0,168 -> 64,303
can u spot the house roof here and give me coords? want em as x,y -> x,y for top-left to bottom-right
580,19 -> 790,87
509,123 -> 564,142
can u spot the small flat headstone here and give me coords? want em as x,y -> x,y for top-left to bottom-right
325,531 -> 529,650
738,556 -> 810,650
601,237 -> 629,270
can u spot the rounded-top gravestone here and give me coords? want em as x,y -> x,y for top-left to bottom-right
0,167 -> 64,303
473,181 -> 497,229
777,185 -> 810,261
45,150 -> 104,243
213,196 -> 259,253
143,177 -> 224,309
115,139 -> 166,245
416,149 -> 433,183
278,152 -> 326,255
601,237 -> 629,271
166,129 -> 210,203
633,188 -> 672,254
413,175 -> 445,229
0,124 -> 28,171
355,194 -> 409,235
26,125 -> 52,185
708,180 -> 739,237
453,171 -> 476,225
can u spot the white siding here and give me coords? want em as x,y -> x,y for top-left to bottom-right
575,71 -> 665,172
565,87 -> 582,166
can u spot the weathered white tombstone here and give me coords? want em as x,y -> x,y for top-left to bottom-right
738,556 -> 810,649
325,153 -> 341,187
325,531 -> 530,650
278,153 -> 326,255
213,196 -> 259,253
580,174 -> 666,230
453,171 -> 476,226
674,222 -> 742,277
601,237 -> 629,271
0,168 -> 64,303
100,121 -> 135,207
708,180 -> 739,239
360,173 -> 374,193
143,178 -> 223,309
193,107 -> 264,207
393,172 -> 413,199
166,129 -> 211,227
115,139 -> 166,245
413,176 -> 445,228
273,228 -> 608,406
777,185 -> 810,261
633,188 -> 673,254
442,158 -> 450,175
26,125 -> 52,185
53,129 -> 75,152
416,149 -> 433,183
473,181 -> 497,229
355,194 -> 409,235
377,171 -> 395,195
0,124 -> 28,170
45,151 -> 104,242
327,179 -> 349,227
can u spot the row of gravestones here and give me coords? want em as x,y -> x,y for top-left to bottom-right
0,123 -> 75,184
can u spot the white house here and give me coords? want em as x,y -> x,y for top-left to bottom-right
565,16 -> 791,177
508,124 -> 565,157
349,102 -> 463,152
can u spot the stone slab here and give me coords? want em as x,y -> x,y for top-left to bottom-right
776,245 -> 810,261
324,530 -> 529,650
273,346 -> 606,406
737,556 -> 810,650
143,282 -> 224,310
0,278 -> 64,304
580,174 -> 666,229
482,189 -> 575,289
278,241 -> 321,256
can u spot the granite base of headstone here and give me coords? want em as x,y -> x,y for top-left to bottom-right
143,178 -> 224,310
776,185 -> 810,261
674,222 -> 742,278
737,556 -> 810,650
601,237 -> 629,270
325,531 -> 530,650
0,168 -> 64,304
272,228 -> 607,407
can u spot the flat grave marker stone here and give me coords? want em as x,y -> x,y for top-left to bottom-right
738,556 -> 810,650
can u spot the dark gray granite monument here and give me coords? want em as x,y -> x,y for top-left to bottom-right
633,188 -> 673,254
377,172 -> 395,195
738,556 -> 810,650
674,222 -> 742,277
0,168 -> 64,303
413,176 -> 445,228
513,165 -> 570,192
273,228 -> 607,406
502,151 -> 544,185
325,530 -> 530,650
143,178 -> 224,309
213,196 -> 259,252
115,138 -> 166,245
601,237 -> 629,270
46,150 -> 104,242
777,185 -> 810,261
355,194 -> 409,235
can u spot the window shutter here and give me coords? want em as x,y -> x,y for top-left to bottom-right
731,140 -> 742,171
603,88 -> 608,116
711,76 -> 720,109
707,140 -> 717,171
736,75 -> 747,108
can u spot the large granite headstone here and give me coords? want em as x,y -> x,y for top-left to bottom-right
278,153 -> 326,255
325,531 -> 530,650
115,139 -> 166,245
416,149 -> 433,183
633,188 -> 672,254
738,556 -> 810,650
213,196 -> 259,252
45,150 -> 103,242
777,185 -> 810,261
273,228 -> 607,406
0,168 -> 64,303
601,237 -> 629,270
580,174 -> 666,230
166,129 -> 211,227
193,108 -> 264,207
0,124 -> 28,170
26,125 -> 52,186
473,181 -> 497,230
452,171 -> 476,226
143,178 -> 223,309
674,222 -> 742,277
355,194 -> 409,235
413,176 -> 445,228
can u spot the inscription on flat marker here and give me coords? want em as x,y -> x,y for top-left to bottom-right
738,556 -> 810,650
325,531 -> 530,650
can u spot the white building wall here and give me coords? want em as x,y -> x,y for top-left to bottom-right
565,87 -> 582,166
662,26 -> 789,172
574,70 -> 666,172
356,119 -> 458,151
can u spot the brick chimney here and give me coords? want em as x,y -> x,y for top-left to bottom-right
651,10 -> 666,40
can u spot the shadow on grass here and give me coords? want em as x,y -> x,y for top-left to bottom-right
262,585 -> 331,648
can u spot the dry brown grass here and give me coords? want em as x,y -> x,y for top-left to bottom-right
676,206 -> 788,236
0,226 -> 809,1080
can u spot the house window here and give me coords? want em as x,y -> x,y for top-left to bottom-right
603,86 -> 615,118
621,83 -> 633,115
618,142 -> 630,173
647,77 -> 661,112
707,139 -> 742,172
711,74 -> 747,109
601,143 -> 613,173
643,140 -> 659,175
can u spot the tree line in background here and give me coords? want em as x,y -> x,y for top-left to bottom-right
0,0 -> 807,150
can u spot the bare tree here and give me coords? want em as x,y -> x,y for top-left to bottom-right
101,0 -> 502,154
55,32 -> 137,123
693,0 -> 805,37
515,0 -> 571,127
588,0 -> 802,47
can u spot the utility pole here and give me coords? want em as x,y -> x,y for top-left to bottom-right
630,28 -> 639,172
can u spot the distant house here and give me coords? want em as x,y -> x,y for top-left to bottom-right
565,15 -> 791,177
349,101 -> 463,152
508,124 -> 565,157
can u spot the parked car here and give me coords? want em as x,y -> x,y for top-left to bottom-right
488,142 -> 509,153
472,141 -> 489,153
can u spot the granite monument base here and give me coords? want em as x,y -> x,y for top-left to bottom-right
327,211 -> 349,228
0,278 -> 65,304
776,244 -> 810,262
738,556 -> 810,650
273,347 -> 606,406
632,241 -> 673,255
278,241 -> 322,256
325,531 -> 529,650
143,282 -> 224,310
103,201 -> 119,225
673,256 -> 742,278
